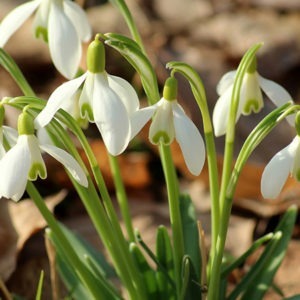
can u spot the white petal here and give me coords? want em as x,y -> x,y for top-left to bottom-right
0,0 -> 41,47
130,105 -> 157,139
64,0 -> 92,42
0,135 -> 30,201
93,74 -> 130,155
261,140 -> 295,199
35,73 -> 87,127
40,144 -> 88,187
259,75 -> 294,125
48,1 -> 81,79
3,126 -> 18,146
216,70 -> 236,96
213,85 -> 239,137
173,103 -> 205,176
108,74 -> 140,114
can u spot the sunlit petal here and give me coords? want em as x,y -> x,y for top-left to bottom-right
0,135 -> 30,201
216,70 -> 236,96
261,140 -> 295,199
130,105 -> 157,139
173,103 -> 205,175
48,1 -> 81,78
64,0 -> 92,42
213,85 -> 238,137
259,75 -> 294,125
93,74 -> 130,155
0,0 -> 41,47
35,73 -> 87,127
40,143 -> 88,187
108,74 -> 140,114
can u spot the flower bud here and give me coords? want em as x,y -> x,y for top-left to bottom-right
87,35 -> 105,73
18,110 -> 35,135
163,77 -> 177,101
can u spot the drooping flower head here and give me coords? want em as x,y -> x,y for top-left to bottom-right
35,35 -> 140,156
0,109 -> 88,201
131,77 -> 206,176
213,56 -> 293,137
0,0 -> 92,79
261,112 -> 300,199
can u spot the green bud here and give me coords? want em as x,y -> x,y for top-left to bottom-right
163,77 -> 177,101
18,111 -> 35,135
295,112 -> 300,136
87,35 -> 105,73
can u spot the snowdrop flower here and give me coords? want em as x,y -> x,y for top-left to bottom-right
131,77 -> 205,176
0,0 -> 92,79
261,135 -> 300,199
213,58 -> 293,137
35,37 -> 139,156
0,110 -> 88,201
0,105 -> 18,158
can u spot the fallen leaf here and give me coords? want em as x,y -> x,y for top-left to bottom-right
0,190 -> 66,281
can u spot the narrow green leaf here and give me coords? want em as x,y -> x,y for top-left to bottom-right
129,243 -> 158,299
179,194 -> 201,281
221,233 -> 274,278
240,205 -> 297,299
0,48 -> 35,96
228,206 -> 297,300
46,224 -> 121,300
103,33 -> 160,104
155,226 -> 176,299
35,270 -> 44,300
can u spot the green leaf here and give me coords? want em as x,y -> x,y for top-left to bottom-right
46,223 -> 121,300
155,226 -> 176,300
179,194 -> 201,281
228,205 -> 297,300
103,33 -> 160,104
35,270 -> 44,300
284,296 -> 300,300
129,242 -> 159,299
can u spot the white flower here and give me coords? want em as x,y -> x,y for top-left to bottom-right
0,126 -> 18,158
0,133 -> 88,201
261,136 -> 300,199
131,97 -> 206,176
35,71 -> 139,156
0,0 -> 92,79
213,70 -> 293,137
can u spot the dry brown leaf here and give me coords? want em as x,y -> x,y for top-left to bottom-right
0,190 -> 66,281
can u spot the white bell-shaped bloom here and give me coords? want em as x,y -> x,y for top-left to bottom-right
213,70 -> 293,137
0,0 -> 92,79
261,136 -> 300,199
0,133 -> 88,201
131,77 -> 205,176
35,71 -> 139,156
